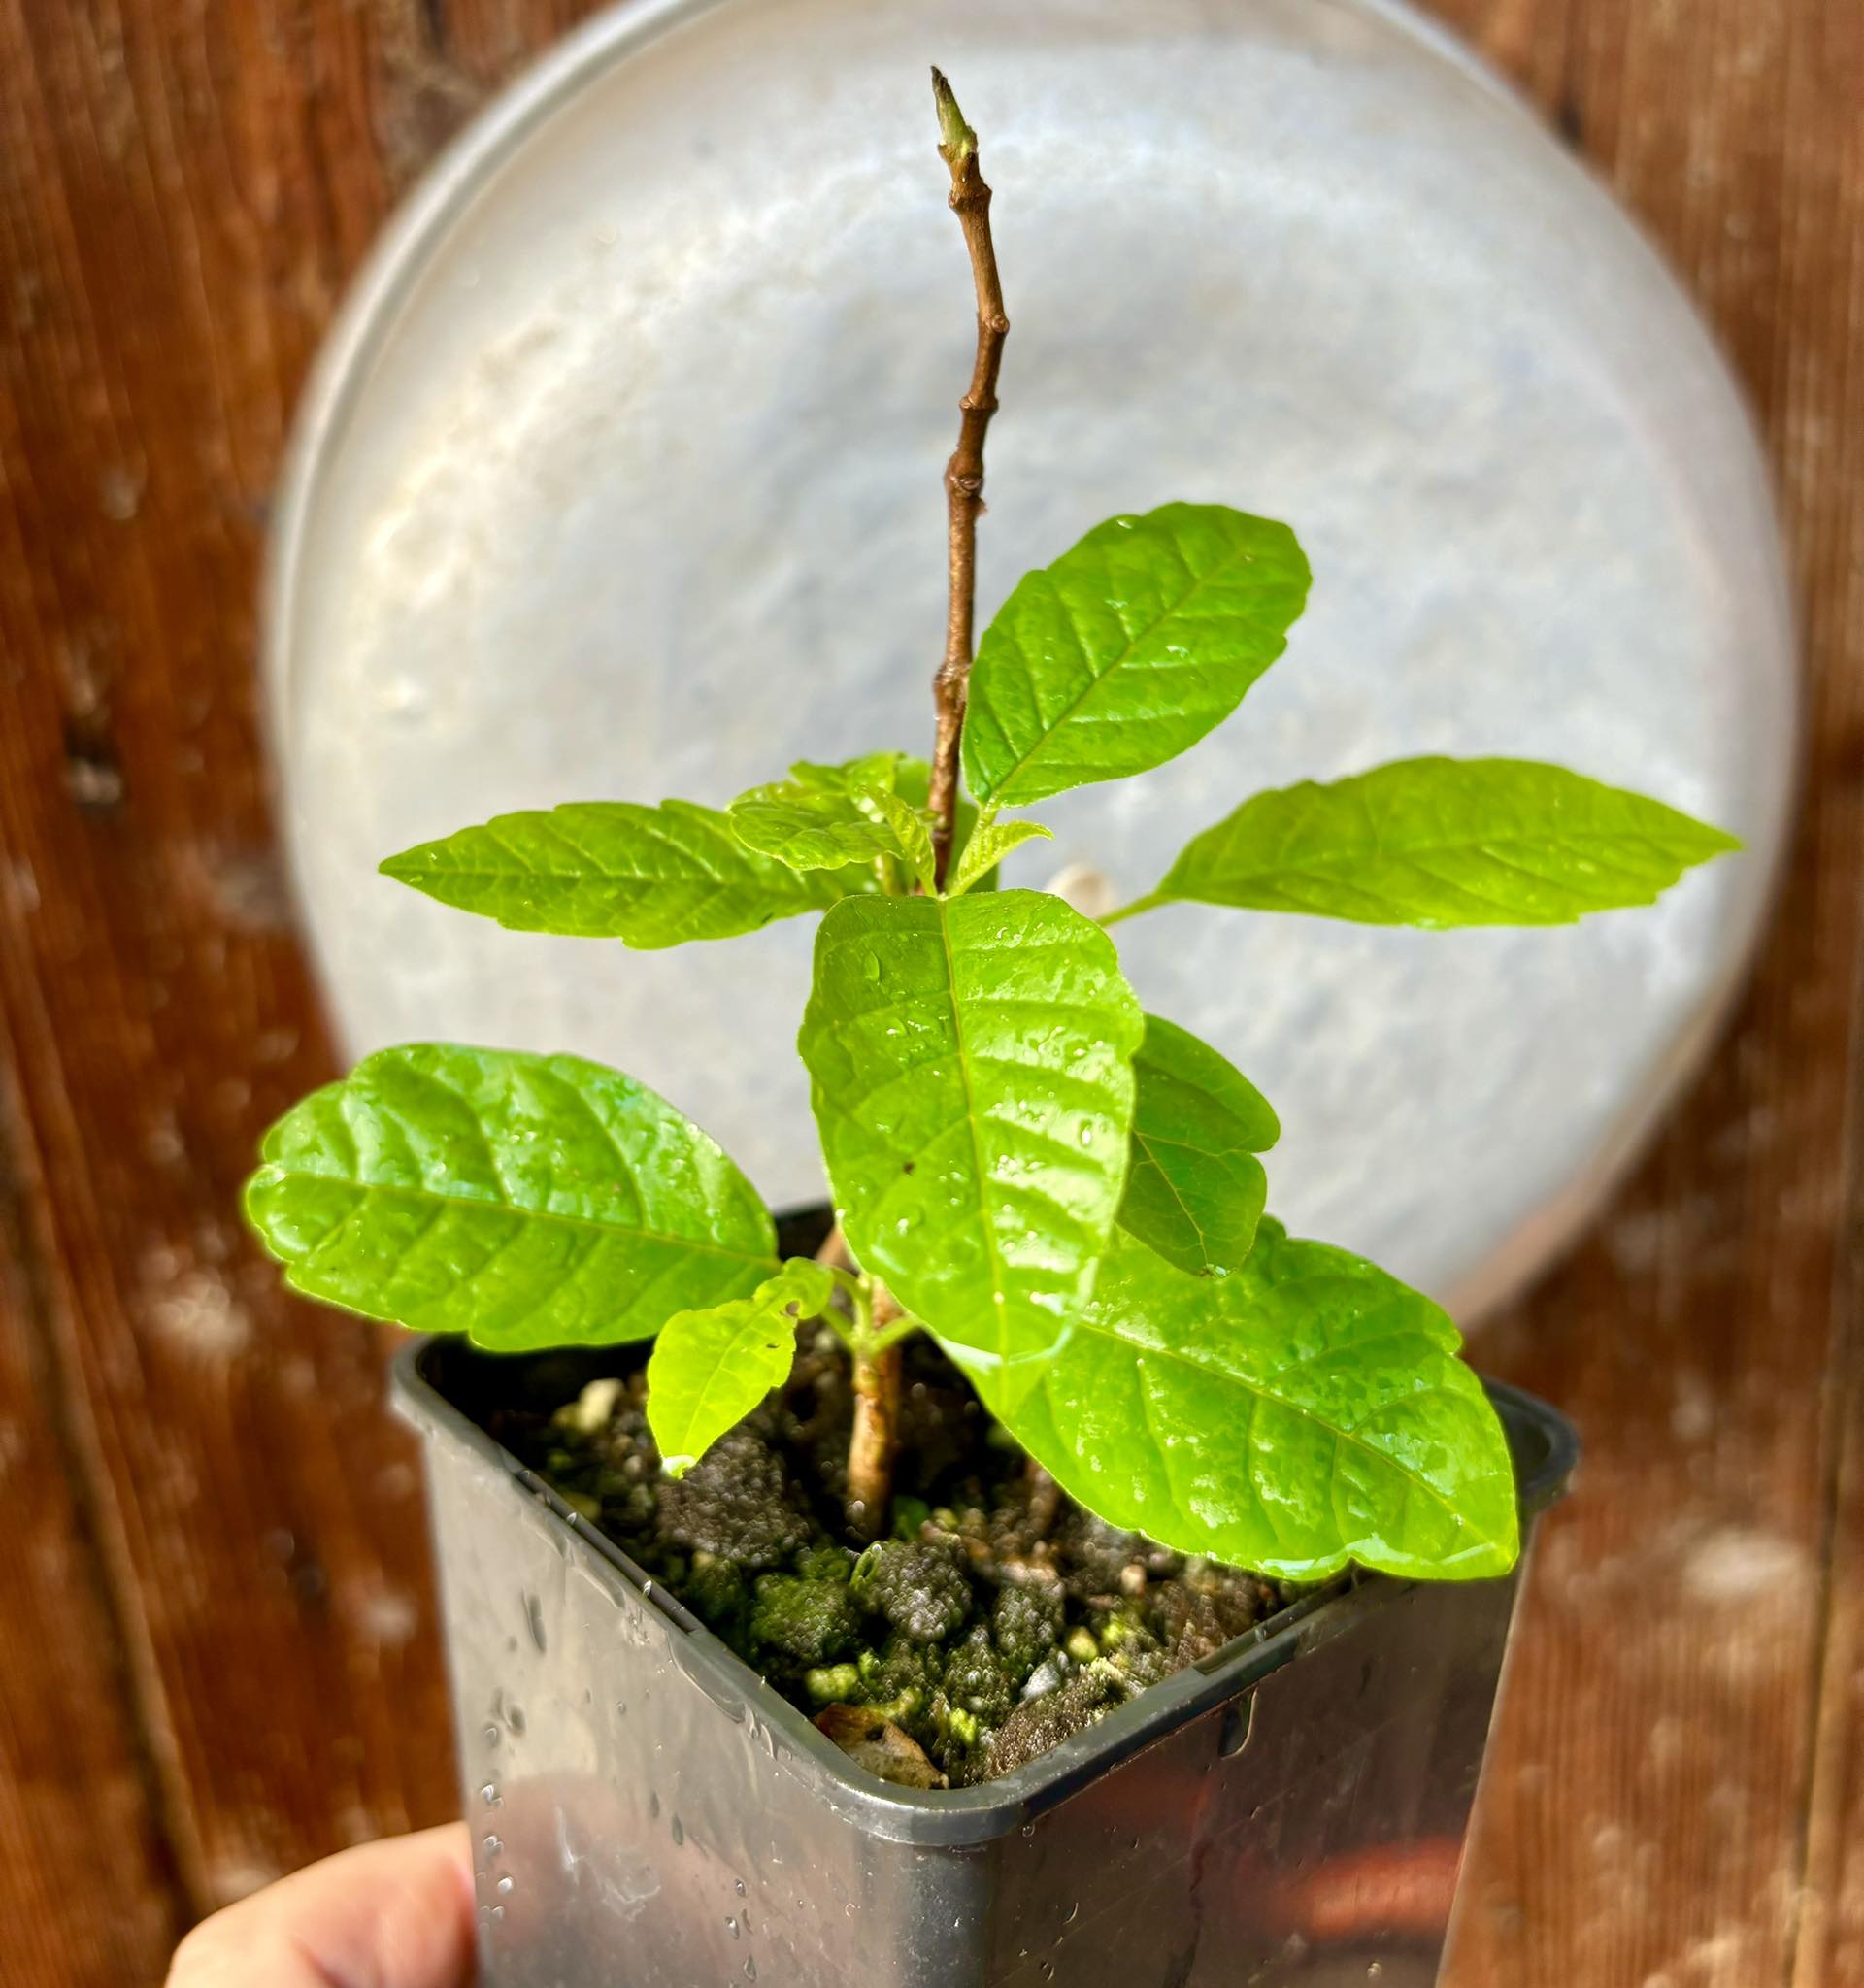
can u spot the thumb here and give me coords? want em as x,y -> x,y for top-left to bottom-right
165,1822 -> 474,1988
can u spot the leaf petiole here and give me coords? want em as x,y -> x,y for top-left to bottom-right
1097,892 -> 1165,930
861,1309 -> 924,1357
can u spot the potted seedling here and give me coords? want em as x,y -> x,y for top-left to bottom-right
247,75 -> 1732,1988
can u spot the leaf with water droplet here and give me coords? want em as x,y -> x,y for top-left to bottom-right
971,1222 -> 1518,1580
647,1261 -> 834,1475
244,1044 -> 778,1348
963,504 -> 1311,807
868,785 -> 940,894
1117,1014 -> 1279,1276
1141,757 -> 1740,927
729,753 -> 915,872
800,891 -> 1143,1389
381,799 -> 857,944
945,814 -> 1055,898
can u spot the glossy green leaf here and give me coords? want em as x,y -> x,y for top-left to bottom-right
1118,1015 -> 1279,1276
962,503 -> 1312,807
729,754 -> 912,872
799,890 -> 1145,1386
787,752 -> 914,798
647,1261 -> 834,1475
1142,757 -> 1741,928
947,816 -> 1054,898
870,787 -> 940,895
729,752 -> 984,895
244,1044 -> 778,1349
892,756 -> 990,893
381,799 -> 847,946
974,1223 -> 1519,1581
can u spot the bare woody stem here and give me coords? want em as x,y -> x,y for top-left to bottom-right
847,1292 -> 905,1540
833,73 -> 1006,1539
816,1224 -> 905,1538
926,67 -> 1009,888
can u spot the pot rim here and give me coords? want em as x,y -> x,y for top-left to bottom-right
394,1338 -> 1577,1846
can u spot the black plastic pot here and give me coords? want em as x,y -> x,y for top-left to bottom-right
397,1336 -> 1576,1988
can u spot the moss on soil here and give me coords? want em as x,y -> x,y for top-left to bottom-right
489,1328 -> 1285,1789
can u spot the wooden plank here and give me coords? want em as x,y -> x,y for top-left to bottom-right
1428,1 -> 1864,1982
0,1021 -> 183,1987
0,1 -> 1855,1982
0,0 -> 524,1925
1796,1323 -> 1864,1988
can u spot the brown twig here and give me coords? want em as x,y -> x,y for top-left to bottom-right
848,1289 -> 905,1540
926,67 -> 1009,888
836,74 -> 1005,1536
818,1224 -> 904,1538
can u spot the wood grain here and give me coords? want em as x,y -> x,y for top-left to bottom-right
0,0 -> 484,1942
0,1017 -> 182,1987
1432,3 -> 1864,1985
0,3 -> 1855,1985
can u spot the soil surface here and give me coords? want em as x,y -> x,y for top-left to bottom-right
490,1324 -> 1288,1789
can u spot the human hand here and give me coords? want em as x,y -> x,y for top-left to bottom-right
164,1822 -> 474,1988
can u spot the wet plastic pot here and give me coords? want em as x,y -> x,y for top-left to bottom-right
396,1338 -> 1576,1988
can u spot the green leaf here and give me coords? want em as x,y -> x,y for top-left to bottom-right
728,794 -> 902,872
787,753 -> 913,798
1118,1015 -> 1278,1276
244,1044 -> 778,1349
891,756 -> 990,892
728,752 -> 981,895
974,1223 -> 1519,1581
799,890 -> 1145,1387
869,787 -> 940,895
729,755 -> 912,872
962,503 -> 1311,807
380,799 -> 849,946
1142,757 -> 1741,928
947,816 -> 1054,898
647,1261 -> 834,1475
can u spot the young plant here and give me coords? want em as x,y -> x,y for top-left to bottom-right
245,75 -> 1736,1595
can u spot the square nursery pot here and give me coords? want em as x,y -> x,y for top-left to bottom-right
396,1337 -> 1577,1988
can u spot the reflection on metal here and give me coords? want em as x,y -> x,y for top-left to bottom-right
268,0 -> 1794,1321
399,1336 -> 1579,1987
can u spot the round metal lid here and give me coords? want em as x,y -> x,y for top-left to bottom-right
266,0 -> 1794,1322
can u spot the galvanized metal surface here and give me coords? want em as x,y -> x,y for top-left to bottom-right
398,1340 -> 1578,1986
267,0 -> 1795,1323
